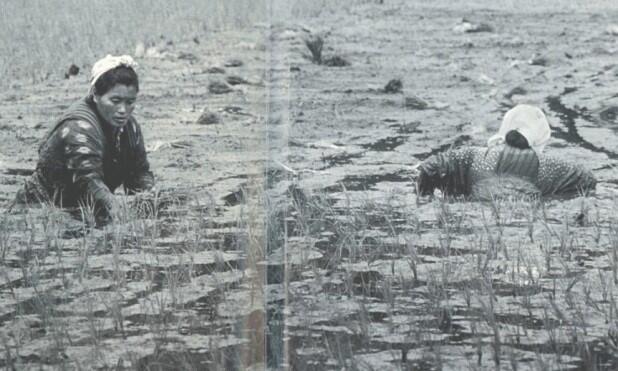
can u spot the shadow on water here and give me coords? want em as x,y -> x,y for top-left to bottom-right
511,339 -> 618,371
413,135 -> 472,161
3,167 -> 34,176
323,172 -> 409,192
285,310 -> 616,370
136,346 -> 244,371
390,121 -> 422,135
360,136 -> 407,152
545,94 -> 618,159
287,325 -> 449,370
320,151 -> 364,169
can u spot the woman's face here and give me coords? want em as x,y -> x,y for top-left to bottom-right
93,84 -> 138,128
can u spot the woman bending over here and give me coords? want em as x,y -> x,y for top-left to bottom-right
14,55 -> 155,224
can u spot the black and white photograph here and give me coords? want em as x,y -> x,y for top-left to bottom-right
1,0 -> 618,369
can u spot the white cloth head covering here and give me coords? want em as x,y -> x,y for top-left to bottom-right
487,104 -> 551,154
90,54 -> 138,94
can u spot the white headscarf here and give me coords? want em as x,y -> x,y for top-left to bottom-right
89,54 -> 139,95
487,104 -> 550,155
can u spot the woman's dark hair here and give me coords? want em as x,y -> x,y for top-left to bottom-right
93,66 -> 139,96
505,129 -> 530,149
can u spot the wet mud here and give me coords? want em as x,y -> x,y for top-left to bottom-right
270,1 -> 618,369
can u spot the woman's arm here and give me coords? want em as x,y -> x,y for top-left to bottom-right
62,120 -> 117,222
124,121 -> 155,194
416,147 -> 478,196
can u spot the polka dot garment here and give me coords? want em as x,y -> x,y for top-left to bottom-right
417,144 -> 596,199
15,96 -> 154,217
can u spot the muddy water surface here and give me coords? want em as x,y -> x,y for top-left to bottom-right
273,1 -> 618,370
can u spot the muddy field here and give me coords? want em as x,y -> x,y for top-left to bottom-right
1,0 -> 618,370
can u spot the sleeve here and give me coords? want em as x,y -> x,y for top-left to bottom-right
123,121 -> 155,194
537,156 -> 597,196
416,147 -> 477,196
62,120 -> 116,220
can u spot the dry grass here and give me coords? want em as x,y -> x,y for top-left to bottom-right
0,0 -> 375,86
0,0 -> 258,83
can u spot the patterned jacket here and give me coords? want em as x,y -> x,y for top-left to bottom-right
416,145 -> 596,199
25,96 -> 154,217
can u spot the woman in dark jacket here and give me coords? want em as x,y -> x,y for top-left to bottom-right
14,55 -> 154,224
416,104 -> 596,200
